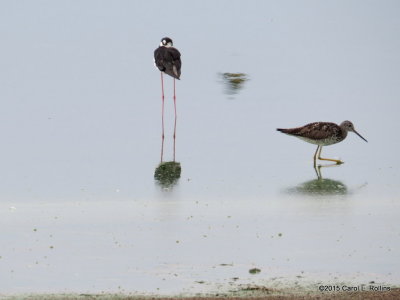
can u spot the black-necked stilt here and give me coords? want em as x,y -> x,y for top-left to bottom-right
154,37 -> 181,80
154,37 -> 182,161
277,121 -> 367,165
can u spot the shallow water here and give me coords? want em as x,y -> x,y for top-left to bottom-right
0,0 -> 400,296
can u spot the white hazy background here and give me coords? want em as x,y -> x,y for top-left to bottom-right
0,0 -> 399,295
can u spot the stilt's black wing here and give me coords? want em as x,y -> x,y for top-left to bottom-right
154,46 -> 181,79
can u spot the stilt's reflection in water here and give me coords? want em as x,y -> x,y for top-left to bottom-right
287,164 -> 348,196
154,108 -> 181,189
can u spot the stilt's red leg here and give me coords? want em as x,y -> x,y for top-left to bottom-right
173,78 -> 177,161
173,113 -> 177,162
173,78 -> 177,123
160,72 -> 165,162
161,72 -> 165,140
160,133 -> 164,162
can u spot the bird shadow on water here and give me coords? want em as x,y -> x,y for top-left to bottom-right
286,164 -> 348,197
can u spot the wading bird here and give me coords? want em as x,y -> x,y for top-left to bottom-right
154,37 -> 182,161
277,121 -> 367,165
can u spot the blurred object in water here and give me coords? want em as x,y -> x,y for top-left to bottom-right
220,72 -> 249,96
154,161 -> 181,188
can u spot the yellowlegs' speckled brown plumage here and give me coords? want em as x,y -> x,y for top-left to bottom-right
277,121 -> 367,165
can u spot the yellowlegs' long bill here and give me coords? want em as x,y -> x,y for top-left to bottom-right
277,121 -> 367,165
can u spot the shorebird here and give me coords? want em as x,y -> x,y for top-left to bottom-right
277,121 -> 367,165
154,37 -> 181,161
154,37 -> 181,80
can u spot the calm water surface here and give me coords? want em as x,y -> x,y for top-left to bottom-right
0,0 -> 399,296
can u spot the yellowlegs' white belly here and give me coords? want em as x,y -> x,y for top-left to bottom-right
297,136 -> 340,146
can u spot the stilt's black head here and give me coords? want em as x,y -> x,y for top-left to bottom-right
160,37 -> 173,47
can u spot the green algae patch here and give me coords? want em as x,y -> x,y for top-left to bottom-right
154,161 -> 181,188
249,268 -> 261,274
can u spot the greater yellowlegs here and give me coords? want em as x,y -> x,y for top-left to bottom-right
277,121 -> 367,165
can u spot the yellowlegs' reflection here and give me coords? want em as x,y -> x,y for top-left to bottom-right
287,164 -> 348,196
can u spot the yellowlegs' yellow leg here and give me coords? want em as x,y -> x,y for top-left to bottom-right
313,145 -> 320,167
318,146 -> 344,164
